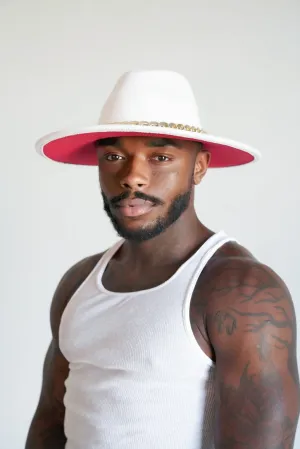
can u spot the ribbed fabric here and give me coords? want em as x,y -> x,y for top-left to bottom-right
59,231 -> 234,449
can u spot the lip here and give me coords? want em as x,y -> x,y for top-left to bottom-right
115,199 -> 154,218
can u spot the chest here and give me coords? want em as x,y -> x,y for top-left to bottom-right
101,259 -> 213,358
61,293 -> 208,378
101,260 -> 183,292
60,265 -> 214,369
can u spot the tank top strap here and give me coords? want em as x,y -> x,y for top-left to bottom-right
184,230 -> 237,297
182,231 -> 237,353
97,238 -> 124,275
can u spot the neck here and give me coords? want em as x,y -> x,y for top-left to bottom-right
119,207 -> 213,268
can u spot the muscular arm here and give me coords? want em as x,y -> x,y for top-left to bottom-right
25,340 -> 68,449
25,254 -> 102,449
205,258 -> 300,449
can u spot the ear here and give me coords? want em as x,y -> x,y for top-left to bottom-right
193,150 -> 211,185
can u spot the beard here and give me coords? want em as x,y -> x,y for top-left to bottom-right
101,187 -> 192,243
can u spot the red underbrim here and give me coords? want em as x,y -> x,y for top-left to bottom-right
41,132 -> 255,168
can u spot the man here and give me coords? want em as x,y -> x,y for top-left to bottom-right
26,70 -> 299,449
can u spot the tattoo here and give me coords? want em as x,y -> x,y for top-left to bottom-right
214,310 -> 237,336
206,260 -> 298,385
192,255 -> 300,449
229,304 -> 298,385
217,363 -> 298,449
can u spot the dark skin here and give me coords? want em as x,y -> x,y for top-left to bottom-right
25,255 -> 101,448
26,136 -> 299,448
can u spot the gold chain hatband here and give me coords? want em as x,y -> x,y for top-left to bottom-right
108,121 -> 205,134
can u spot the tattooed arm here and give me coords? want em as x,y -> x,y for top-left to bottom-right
25,254 -> 103,448
206,257 -> 300,449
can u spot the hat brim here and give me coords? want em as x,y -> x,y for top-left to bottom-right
35,124 -> 261,168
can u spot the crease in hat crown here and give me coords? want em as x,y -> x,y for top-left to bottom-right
99,70 -> 203,129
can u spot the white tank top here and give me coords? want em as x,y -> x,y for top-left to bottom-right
59,231 -> 234,449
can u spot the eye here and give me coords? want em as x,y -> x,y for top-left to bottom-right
152,155 -> 171,162
104,154 -> 124,162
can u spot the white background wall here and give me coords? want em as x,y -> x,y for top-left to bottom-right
1,1 -> 299,447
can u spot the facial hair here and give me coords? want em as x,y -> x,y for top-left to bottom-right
101,188 -> 192,242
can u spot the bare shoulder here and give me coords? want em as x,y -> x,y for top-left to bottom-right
191,240 -> 256,320
50,251 -> 105,338
197,240 -> 294,327
192,241 -> 296,357
193,239 -> 292,317
193,239 -> 297,372
192,242 -> 300,448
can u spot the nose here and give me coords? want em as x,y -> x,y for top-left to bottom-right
119,156 -> 150,191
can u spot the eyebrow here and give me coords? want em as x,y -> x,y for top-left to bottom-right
146,138 -> 183,148
95,137 -> 120,148
94,137 -> 183,149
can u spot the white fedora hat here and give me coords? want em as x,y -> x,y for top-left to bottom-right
36,70 -> 261,168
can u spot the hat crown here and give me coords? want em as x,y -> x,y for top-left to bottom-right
99,70 -> 202,128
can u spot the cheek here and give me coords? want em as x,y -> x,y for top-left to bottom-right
98,169 -> 116,192
152,169 -> 178,190
151,169 -> 190,202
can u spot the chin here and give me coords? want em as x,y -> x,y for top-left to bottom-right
117,216 -> 156,231
114,208 -> 158,224
110,214 -> 166,242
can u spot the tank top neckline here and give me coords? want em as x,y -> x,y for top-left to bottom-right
96,230 -> 227,296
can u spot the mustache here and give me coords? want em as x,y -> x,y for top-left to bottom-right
109,191 -> 164,207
